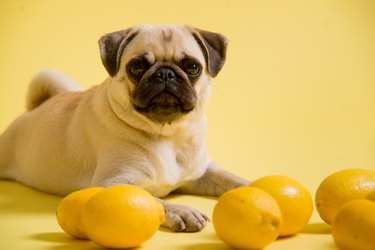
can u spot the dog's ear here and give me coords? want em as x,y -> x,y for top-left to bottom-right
190,27 -> 228,77
99,29 -> 138,77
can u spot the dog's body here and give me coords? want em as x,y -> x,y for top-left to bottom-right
0,25 -> 248,231
0,71 -> 210,198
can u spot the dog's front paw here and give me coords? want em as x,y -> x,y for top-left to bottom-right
161,202 -> 209,232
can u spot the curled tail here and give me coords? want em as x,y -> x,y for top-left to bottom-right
26,70 -> 82,111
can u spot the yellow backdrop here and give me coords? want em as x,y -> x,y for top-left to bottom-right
0,0 -> 374,249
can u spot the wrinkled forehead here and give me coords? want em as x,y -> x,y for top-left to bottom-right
122,25 -> 205,65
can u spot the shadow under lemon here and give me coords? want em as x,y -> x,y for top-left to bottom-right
30,232 -> 108,250
300,223 -> 331,235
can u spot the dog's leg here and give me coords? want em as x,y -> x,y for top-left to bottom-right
157,199 -> 209,232
176,161 -> 250,197
91,167 -> 211,232
93,178 -> 209,232
157,162 -> 250,232
162,162 -> 249,232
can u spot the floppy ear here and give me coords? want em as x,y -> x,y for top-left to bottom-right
190,27 -> 228,77
98,29 -> 138,77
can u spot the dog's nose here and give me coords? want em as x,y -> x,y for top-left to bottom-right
155,68 -> 176,82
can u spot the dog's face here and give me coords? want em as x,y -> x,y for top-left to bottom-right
99,25 -> 227,124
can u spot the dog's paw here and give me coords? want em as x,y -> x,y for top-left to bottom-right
161,202 -> 210,232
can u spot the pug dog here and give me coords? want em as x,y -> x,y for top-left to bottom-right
0,25 -> 249,232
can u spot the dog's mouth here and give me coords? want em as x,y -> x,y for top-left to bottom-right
134,90 -> 194,123
131,68 -> 197,123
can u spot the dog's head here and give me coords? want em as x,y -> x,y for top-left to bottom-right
99,25 -> 227,124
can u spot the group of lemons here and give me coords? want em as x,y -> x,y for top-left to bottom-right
56,168 -> 375,250
56,185 -> 165,249
213,169 -> 375,250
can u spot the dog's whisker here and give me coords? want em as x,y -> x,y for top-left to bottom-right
158,124 -> 165,139
167,123 -> 175,134
210,83 -> 224,97
195,96 -> 204,117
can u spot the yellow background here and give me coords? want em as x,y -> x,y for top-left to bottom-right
0,0 -> 374,249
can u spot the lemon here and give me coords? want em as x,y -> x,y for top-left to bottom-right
332,199 -> 375,250
250,175 -> 313,236
213,186 -> 282,250
56,187 -> 104,239
81,185 -> 165,249
315,168 -> 375,224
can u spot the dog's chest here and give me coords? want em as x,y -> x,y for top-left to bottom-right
144,137 -> 209,197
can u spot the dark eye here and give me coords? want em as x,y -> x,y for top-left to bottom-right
181,59 -> 201,76
130,64 -> 145,76
127,58 -> 149,78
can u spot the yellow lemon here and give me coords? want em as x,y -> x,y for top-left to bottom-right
250,175 -> 313,237
332,199 -> 375,250
81,185 -> 165,249
213,186 -> 282,250
56,187 -> 104,239
366,190 -> 375,201
315,168 -> 375,224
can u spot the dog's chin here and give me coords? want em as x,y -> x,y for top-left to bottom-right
133,92 -> 195,124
